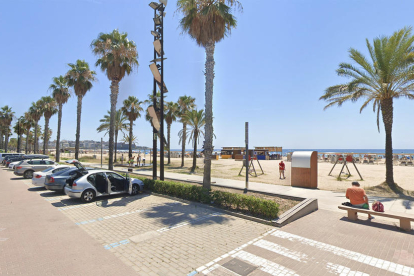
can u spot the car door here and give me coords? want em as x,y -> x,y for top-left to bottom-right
106,172 -> 127,193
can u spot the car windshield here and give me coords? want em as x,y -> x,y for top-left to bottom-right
42,167 -> 55,173
16,160 -> 24,165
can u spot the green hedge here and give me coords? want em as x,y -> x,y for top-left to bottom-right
137,177 -> 279,220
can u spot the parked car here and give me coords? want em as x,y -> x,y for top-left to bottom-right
8,160 -> 22,170
0,153 -> 23,163
44,160 -> 94,193
32,166 -> 71,187
65,170 -> 143,202
3,154 -> 48,167
14,159 -> 56,179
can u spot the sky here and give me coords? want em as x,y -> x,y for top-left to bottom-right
1,0 -> 414,150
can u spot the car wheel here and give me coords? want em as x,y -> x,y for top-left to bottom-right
61,185 -> 66,194
81,189 -> 96,203
131,184 -> 139,195
24,170 -> 34,179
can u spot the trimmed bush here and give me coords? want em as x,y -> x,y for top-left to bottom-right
138,177 -> 279,220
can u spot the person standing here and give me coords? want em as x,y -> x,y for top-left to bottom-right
143,156 -> 146,166
121,154 -> 124,165
137,155 -> 141,167
279,160 -> 286,179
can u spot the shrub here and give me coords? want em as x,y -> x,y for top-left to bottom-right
139,177 -> 279,220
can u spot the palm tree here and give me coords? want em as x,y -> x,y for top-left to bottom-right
165,101 -> 179,164
28,101 -> 43,153
97,110 -> 129,162
177,95 -> 196,168
177,0 -> 241,189
23,113 -> 33,154
65,59 -> 96,160
50,75 -> 71,162
320,27 -> 414,189
91,29 -> 139,170
13,117 -> 25,153
122,96 -> 143,159
39,96 -> 58,155
0,106 -> 15,152
179,109 -> 205,172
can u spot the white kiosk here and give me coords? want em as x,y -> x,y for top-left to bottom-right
291,151 -> 318,188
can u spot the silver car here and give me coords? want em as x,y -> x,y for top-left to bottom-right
14,159 -> 56,179
65,170 -> 144,202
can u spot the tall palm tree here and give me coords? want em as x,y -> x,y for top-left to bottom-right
65,59 -> 96,160
13,117 -> 25,153
39,96 -> 58,155
91,29 -> 139,170
97,110 -> 129,162
320,27 -> 414,189
177,95 -> 196,168
177,0 -> 241,189
165,101 -> 179,164
179,109 -> 205,172
0,106 -> 14,152
23,113 -> 33,154
28,101 -> 43,154
50,75 -> 71,162
122,96 -> 143,159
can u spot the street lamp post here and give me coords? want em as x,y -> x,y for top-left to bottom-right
17,117 -> 21,153
149,0 -> 167,181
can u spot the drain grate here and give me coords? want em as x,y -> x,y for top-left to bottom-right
222,258 -> 257,276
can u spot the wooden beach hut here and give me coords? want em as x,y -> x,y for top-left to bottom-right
254,147 -> 283,160
221,147 -> 245,159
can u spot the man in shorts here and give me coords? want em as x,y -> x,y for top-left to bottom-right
279,160 -> 286,179
346,182 -> 373,219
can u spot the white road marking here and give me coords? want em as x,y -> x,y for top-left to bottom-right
253,239 -> 309,263
326,262 -> 369,276
233,250 -> 299,276
272,230 -> 414,276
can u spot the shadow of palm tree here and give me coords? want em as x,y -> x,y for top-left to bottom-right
142,202 -> 230,227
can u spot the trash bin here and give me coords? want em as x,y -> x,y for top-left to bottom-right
291,151 -> 318,188
128,168 -> 133,172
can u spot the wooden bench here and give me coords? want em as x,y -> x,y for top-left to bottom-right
338,205 -> 414,231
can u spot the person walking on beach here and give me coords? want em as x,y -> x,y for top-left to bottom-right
279,160 -> 286,179
346,182 -> 373,219
121,154 -> 124,165
137,155 -> 141,167
143,156 -> 146,166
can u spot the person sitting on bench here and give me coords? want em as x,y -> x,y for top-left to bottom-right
346,181 -> 373,220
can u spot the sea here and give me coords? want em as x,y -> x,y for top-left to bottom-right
121,149 -> 414,155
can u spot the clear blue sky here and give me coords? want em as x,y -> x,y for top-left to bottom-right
1,0 -> 414,150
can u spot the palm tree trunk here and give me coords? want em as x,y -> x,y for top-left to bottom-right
56,104 -> 62,162
25,130 -> 29,154
181,123 -> 186,167
115,130 -> 118,162
0,129 -> 3,149
43,117 -> 50,155
381,98 -> 395,188
192,134 -> 198,172
4,130 -> 9,153
34,122 -> 38,154
129,120 -> 133,159
203,41 -> 215,190
18,134 -> 22,153
75,95 -> 83,160
167,123 -> 171,164
108,80 -> 119,170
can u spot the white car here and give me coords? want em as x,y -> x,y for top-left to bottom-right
32,166 -> 71,187
8,161 -> 21,170
65,170 -> 144,203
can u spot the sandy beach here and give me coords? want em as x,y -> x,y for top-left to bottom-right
60,151 -> 414,194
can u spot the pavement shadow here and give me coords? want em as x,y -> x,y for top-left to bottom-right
339,217 -> 414,235
96,193 -> 150,208
9,177 -> 25,181
27,187 -> 45,192
142,202 -> 230,227
39,191 -> 63,197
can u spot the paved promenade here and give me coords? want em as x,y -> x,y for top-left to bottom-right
2,166 -> 414,275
